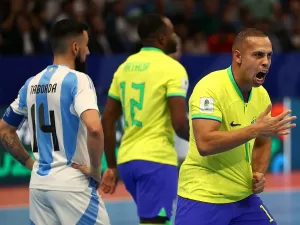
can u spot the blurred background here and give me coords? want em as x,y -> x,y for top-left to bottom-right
1,0 -> 300,224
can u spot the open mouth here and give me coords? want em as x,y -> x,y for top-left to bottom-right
255,71 -> 267,81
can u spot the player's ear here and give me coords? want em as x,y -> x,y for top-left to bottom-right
233,50 -> 242,64
157,34 -> 165,46
72,41 -> 79,57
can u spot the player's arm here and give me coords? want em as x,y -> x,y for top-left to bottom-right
193,119 -> 259,156
0,87 -> 35,170
252,138 -> 271,171
0,119 -> 34,170
168,97 -> 189,140
167,65 -> 190,141
74,75 -> 103,177
191,86 -> 295,156
251,137 -> 271,194
81,110 -> 104,171
252,93 -> 273,174
102,73 -> 122,169
102,98 -> 121,169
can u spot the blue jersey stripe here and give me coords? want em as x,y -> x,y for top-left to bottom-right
36,66 -> 58,176
61,72 -> 80,165
19,77 -> 34,109
76,180 -> 99,224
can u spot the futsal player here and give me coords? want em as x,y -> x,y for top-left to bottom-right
0,19 -> 110,225
175,28 -> 297,225
101,14 -> 190,225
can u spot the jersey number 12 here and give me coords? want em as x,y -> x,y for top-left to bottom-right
31,103 -> 59,152
120,82 -> 145,128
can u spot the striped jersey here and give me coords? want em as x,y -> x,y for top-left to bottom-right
3,65 -> 99,191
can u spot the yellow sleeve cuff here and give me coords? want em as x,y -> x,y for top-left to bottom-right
191,114 -> 222,123
108,93 -> 120,101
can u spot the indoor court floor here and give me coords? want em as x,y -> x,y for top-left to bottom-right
1,172 -> 300,225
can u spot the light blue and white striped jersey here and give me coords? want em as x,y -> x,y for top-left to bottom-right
4,65 -> 99,191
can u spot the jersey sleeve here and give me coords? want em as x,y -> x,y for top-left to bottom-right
166,63 -> 189,98
108,74 -> 120,101
74,74 -> 99,117
2,82 -> 29,128
189,83 -> 222,123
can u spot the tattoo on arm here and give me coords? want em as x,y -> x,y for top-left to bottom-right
0,132 -> 30,166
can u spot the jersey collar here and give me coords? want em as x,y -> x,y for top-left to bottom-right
227,66 -> 252,103
49,64 -> 69,69
140,47 -> 164,54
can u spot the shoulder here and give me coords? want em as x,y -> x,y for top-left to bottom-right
162,57 -> 188,80
67,68 -> 87,79
114,62 -> 127,76
193,69 -> 227,96
27,68 -> 48,85
23,76 -> 36,87
165,56 -> 186,71
20,68 -> 47,92
67,69 -> 92,83
62,69 -> 95,92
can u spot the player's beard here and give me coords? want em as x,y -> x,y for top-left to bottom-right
75,55 -> 87,73
165,39 -> 177,54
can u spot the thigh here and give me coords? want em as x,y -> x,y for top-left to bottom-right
175,196 -> 232,225
136,162 -> 178,220
30,189 -> 60,225
49,181 -> 110,225
231,195 -> 277,225
118,163 -> 137,203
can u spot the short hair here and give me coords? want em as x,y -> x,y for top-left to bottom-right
49,19 -> 88,54
232,28 -> 268,51
137,13 -> 166,42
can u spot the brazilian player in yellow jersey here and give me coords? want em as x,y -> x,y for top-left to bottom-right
175,28 -> 296,225
101,14 -> 189,225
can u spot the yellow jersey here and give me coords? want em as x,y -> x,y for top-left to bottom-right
178,66 -> 271,204
108,47 -> 189,166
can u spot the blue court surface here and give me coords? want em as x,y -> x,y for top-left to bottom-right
0,190 -> 299,225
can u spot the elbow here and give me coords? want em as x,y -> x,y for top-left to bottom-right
0,120 -> 15,137
196,142 -> 211,157
198,148 -> 210,157
174,127 -> 184,136
87,126 -> 103,138
173,122 -> 187,136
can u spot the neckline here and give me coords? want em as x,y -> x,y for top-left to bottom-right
227,66 -> 252,103
140,47 -> 164,54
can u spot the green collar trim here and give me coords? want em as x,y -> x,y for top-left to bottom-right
227,66 -> 252,103
140,47 -> 164,54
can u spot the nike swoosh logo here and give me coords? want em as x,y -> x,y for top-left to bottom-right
230,122 -> 241,127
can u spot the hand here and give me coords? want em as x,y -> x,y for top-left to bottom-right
72,163 -> 102,185
252,172 -> 266,194
254,105 -> 296,137
25,157 -> 35,171
100,168 -> 118,194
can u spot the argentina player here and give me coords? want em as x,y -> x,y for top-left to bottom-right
0,19 -> 110,225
